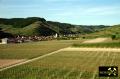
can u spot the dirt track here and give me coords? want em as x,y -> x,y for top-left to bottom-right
64,38 -> 119,52
0,48 -> 64,71
63,47 -> 120,52
83,38 -> 108,43
0,59 -> 26,68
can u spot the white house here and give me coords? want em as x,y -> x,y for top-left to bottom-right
0,38 -> 8,44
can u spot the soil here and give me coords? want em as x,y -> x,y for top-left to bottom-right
83,38 -> 108,43
63,47 -> 120,52
0,59 -> 26,68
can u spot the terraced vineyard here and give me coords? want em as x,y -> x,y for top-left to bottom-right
0,50 -> 119,79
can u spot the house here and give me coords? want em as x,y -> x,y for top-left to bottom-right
0,38 -> 8,44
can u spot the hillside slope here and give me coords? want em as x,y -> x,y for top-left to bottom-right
0,17 -> 109,36
90,25 -> 120,37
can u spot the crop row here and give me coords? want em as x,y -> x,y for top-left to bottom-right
0,51 -> 120,79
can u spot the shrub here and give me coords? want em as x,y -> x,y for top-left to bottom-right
111,34 -> 116,40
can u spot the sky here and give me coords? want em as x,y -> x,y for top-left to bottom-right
0,0 -> 120,25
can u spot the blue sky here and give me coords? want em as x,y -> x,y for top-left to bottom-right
0,0 -> 120,25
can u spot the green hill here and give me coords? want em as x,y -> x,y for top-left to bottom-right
0,21 -> 57,36
0,17 -> 109,37
81,24 -> 120,39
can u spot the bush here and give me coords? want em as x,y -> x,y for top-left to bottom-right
111,34 -> 116,40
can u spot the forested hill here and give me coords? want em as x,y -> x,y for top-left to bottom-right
0,17 -> 109,36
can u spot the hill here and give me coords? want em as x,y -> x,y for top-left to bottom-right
88,25 -> 120,38
0,17 -> 109,37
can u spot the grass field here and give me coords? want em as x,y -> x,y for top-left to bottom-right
0,39 -> 120,79
0,40 -> 83,59
73,41 -> 120,48
0,50 -> 119,79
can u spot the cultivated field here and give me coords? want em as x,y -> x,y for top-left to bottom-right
0,38 -> 120,79
0,40 -> 83,59
0,40 -> 83,68
0,50 -> 119,79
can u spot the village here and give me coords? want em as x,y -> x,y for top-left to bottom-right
0,33 -> 59,44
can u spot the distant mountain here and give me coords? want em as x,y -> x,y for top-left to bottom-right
0,17 -> 109,37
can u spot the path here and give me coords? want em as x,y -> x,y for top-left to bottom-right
0,59 -> 26,68
0,48 -> 65,71
63,47 -> 120,52
83,38 -> 108,43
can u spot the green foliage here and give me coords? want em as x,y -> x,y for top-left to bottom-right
111,34 -> 116,40
90,24 -> 120,37
48,21 -> 108,35
0,17 -> 46,28
0,17 -> 109,36
111,33 -> 120,40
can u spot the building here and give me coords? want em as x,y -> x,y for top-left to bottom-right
54,33 -> 58,38
0,38 -> 8,44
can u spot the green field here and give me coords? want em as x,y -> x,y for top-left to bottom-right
0,40 -> 83,59
73,41 -> 120,48
0,50 -> 120,79
0,39 -> 120,79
